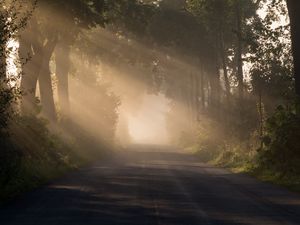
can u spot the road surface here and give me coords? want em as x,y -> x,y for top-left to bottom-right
1,145 -> 300,225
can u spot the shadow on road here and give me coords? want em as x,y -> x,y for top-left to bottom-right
1,145 -> 300,225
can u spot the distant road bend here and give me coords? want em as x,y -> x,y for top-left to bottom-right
2,145 -> 300,225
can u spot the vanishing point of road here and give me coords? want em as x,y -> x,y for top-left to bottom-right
1,145 -> 300,225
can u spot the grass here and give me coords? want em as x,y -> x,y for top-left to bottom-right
247,167 -> 300,193
0,156 -> 79,203
0,142 -> 112,204
194,146 -> 300,193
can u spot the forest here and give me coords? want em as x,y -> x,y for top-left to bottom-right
1,0 -> 300,209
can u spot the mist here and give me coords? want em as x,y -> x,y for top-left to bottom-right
126,94 -> 170,144
2,1 -> 300,224
3,0 -> 292,154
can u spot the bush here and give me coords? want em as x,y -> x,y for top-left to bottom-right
259,105 -> 300,174
0,114 -> 78,201
191,118 -> 226,162
192,115 -> 259,166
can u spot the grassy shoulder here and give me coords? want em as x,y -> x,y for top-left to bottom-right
193,146 -> 300,193
185,107 -> 300,194
0,146 -> 112,203
248,168 -> 300,192
0,158 -> 76,202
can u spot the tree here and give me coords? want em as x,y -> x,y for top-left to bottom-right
19,0 -> 156,122
249,1 -> 293,108
235,0 -> 244,100
19,0 -> 107,121
0,1 -> 34,180
1,1 -> 34,132
0,8 -> 9,132
286,0 -> 300,99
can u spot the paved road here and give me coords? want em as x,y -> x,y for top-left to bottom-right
1,145 -> 300,225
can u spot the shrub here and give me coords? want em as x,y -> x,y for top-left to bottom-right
259,105 -> 300,174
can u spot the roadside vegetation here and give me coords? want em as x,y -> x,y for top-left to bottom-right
169,0 -> 300,191
0,1 -> 118,202
187,105 -> 300,191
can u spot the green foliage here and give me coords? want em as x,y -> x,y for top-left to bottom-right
148,2 -> 206,56
107,0 -> 157,36
0,1 -> 121,203
0,1 -> 35,134
1,114 -> 68,180
0,111 -> 107,202
179,1 -> 298,182
0,1 -> 36,189
248,0 -> 294,109
259,106 -> 300,174
190,115 -> 258,165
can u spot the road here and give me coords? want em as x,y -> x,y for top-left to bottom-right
1,145 -> 300,225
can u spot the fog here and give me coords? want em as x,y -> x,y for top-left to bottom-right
5,0 -> 289,154
8,21 -> 211,151
126,94 -> 170,144
2,3 -> 299,223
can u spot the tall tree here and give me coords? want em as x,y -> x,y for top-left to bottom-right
19,0 -> 106,121
286,0 -> 300,98
235,0 -> 244,100
1,1 -> 33,130
0,11 -> 6,81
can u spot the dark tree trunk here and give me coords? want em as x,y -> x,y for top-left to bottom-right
208,60 -> 220,117
207,76 -> 211,109
236,0 -> 244,100
187,73 -> 194,124
190,72 -> 197,122
287,0 -> 300,98
258,90 -> 264,149
195,73 -> 200,121
0,12 -> 8,131
0,50 -> 5,84
220,34 -> 231,101
38,39 -> 57,122
55,44 -> 71,117
200,65 -> 205,110
0,12 -> 7,82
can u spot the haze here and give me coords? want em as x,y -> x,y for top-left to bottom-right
2,1 -> 300,224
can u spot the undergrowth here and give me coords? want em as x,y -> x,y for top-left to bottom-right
187,105 -> 300,192
0,114 -> 110,203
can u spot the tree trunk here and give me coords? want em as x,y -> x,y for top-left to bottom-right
19,35 -> 42,114
200,65 -> 205,110
0,10 -> 7,81
208,60 -> 220,117
190,72 -> 198,122
0,52 -> 5,82
55,44 -> 71,117
0,12 -> 8,130
287,0 -> 300,98
195,73 -> 200,121
19,17 -> 43,115
258,90 -> 264,150
187,73 -> 194,125
38,39 -> 57,122
207,76 -> 211,109
220,33 -> 231,101
236,0 -> 244,100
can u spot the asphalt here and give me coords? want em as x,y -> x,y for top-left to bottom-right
1,145 -> 300,225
